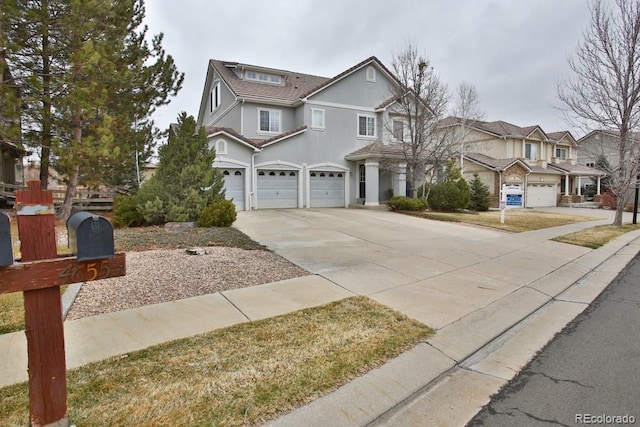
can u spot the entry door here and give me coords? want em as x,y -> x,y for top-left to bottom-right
359,164 -> 366,199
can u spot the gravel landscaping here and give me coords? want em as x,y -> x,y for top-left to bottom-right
65,246 -> 309,320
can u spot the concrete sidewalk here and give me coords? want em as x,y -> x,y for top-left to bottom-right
1,208 -> 639,426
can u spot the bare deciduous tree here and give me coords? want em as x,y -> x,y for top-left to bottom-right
387,43 -> 451,198
452,82 -> 484,172
558,0 -> 640,225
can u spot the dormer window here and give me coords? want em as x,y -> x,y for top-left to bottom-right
555,147 -> 567,160
245,70 -> 283,85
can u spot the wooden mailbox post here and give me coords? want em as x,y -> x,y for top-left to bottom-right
0,181 -> 126,426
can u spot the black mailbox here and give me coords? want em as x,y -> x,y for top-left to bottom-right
67,211 -> 115,262
0,213 -> 13,266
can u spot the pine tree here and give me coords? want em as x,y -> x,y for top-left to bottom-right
137,113 -> 225,223
468,172 -> 491,211
2,0 -> 183,217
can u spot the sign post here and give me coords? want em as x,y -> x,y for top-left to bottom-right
0,181 -> 126,426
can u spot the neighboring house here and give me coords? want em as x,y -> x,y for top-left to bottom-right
578,129 -> 640,203
442,117 -> 605,208
0,48 -> 27,204
195,56 -> 414,210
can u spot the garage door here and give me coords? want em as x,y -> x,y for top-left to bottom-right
310,171 -> 345,207
222,169 -> 245,211
526,183 -> 557,207
257,170 -> 298,209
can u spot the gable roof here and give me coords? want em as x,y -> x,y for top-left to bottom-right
208,60 -> 329,105
301,56 -> 400,100
204,126 -> 308,150
464,152 -> 532,172
577,129 -> 640,144
441,117 -> 550,141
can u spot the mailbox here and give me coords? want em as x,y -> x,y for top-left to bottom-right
0,212 -> 13,266
67,211 -> 115,262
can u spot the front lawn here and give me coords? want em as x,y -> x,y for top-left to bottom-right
0,297 -> 433,426
402,210 -> 599,232
552,223 -> 640,248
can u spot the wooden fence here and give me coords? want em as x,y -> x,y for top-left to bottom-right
0,182 -> 114,211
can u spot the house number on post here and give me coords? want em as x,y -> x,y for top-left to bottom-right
0,181 -> 126,427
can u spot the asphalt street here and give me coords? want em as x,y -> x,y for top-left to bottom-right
467,251 -> 640,426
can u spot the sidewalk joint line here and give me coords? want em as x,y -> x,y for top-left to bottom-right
219,292 -> 252,322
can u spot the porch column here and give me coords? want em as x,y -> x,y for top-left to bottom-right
365,159 -> 379,206
597,176 -> 601,195
565,173 -> 570,195
577,176 -> 582,196
394,162 -> 407,197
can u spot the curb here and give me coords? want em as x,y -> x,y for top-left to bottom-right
61,283 -> 83,320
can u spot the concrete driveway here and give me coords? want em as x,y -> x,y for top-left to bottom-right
234,208 -> 615,331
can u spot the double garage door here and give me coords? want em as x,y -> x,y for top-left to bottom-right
310,171 -> 345,207
526,183 -> 557,207
256,169 -> 345,209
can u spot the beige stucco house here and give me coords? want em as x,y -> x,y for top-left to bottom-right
442,118 -> 605,208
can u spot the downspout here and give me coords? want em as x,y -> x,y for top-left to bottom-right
524,170 -> 530,208
240,98 -> 245,135
250,150 -> 258,210
498,170 -> 502,208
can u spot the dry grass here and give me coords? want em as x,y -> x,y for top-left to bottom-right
552,223 -> 640,249
403,210 -> 598,232
0,296 -> 434,426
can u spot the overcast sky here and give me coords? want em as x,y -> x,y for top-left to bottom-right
143,0 -> 593,137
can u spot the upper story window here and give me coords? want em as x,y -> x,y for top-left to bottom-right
258,108 -> 281,133
366,66 -> 376,82
311,108 -> 325,129
358,114 -> 376,138
525,143 -> 538,161
555,147 -> 567,160
392,120 -> 404,141
210,81 -> 221,112
586,162 -> 595,168
245,70 -> 283,85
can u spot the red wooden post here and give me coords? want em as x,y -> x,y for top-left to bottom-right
0,181 -> 126,425
16,181 -> 68,427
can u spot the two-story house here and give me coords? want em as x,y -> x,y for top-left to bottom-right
442,118 -> 605,208
196,56 -> 416,210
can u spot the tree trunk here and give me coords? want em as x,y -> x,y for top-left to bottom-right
58,118 -> 82,219
58,164 -> 79,220
38,0 -> 51,190
613,194 -> 625,226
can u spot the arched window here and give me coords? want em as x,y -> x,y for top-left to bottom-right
234,170 -> 242,176
289,172 -> 296,176
269,171 -> 276,176
215,139 -> 227,155
258,171 -> 265,176
310,172 -> 317,177
279,171 -> 286,176
223,170 -> 230,176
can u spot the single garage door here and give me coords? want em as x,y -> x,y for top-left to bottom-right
257,170 -> 298,209
222,169 -> 245,211
310,171 -> 345,207
526,183 -> 557,207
